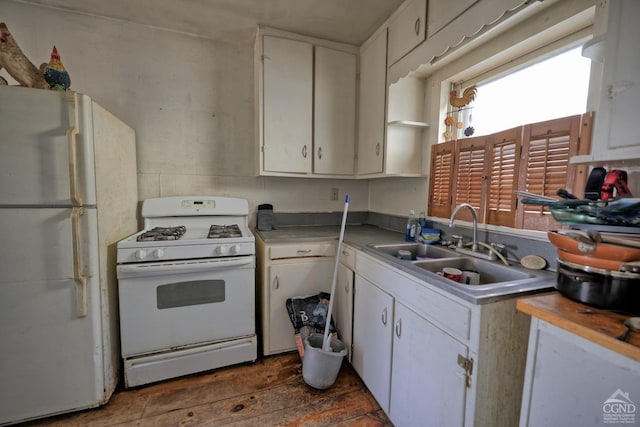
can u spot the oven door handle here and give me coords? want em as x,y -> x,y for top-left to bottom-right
117,257 -> 255,278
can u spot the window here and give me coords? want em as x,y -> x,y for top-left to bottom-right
429,113 -> 592,231
463,47 -> 592,137
429,47 -> 593,231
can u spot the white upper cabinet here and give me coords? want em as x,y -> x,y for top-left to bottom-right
314,47 -> 357,175
357,29 -> 387,176
385,75 -> 427,176
357,28 -> 427,178
256,29 -> 357,177
261,36 -> 313,174
575,0 -> 640,166
387,0 -> 427,65
427,0 -> 477,37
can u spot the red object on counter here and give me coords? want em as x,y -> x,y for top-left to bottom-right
601,170 -> 633,201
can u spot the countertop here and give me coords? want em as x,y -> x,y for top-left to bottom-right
255,224 -> 556,305
517,293 -> 640,362
255,224 -> 404,246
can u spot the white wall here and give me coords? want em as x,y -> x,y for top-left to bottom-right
0,1 -> 369,220
368,177 -> 428,216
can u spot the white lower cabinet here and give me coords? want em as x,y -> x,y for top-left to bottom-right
266,261 -> 334,354
519,318 -> 640,427
334,248 -> 355,361
352,274 -> 393,413
390,302 -> 467,427
352,273 -> 468,426
351,250 -> 531,427
256,237 -> 336,356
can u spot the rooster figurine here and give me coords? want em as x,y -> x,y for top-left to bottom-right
450,85 -> 477,108
42,46 -> 70,91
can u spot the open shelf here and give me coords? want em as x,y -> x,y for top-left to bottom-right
387,120 -> 430,128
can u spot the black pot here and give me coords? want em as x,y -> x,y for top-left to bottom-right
556,260 -> 640,314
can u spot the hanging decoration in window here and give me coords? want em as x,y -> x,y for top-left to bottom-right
444,82 -> 477,141
450,85 -> 477,108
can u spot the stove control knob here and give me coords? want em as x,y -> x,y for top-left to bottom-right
216,245 -> 227,255
153,249 -> 165,259
135,249 -> 147,260
230,244 -> 241,254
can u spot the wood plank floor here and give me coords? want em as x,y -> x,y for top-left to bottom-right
23,353 -> 392,426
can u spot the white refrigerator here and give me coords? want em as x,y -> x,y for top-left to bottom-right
0,86 -> 138,425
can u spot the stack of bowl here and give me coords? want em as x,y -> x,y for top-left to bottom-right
548,230 -> 640,314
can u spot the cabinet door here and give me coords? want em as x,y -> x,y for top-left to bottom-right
427,0 -> 477,37
352,274 -> 393,413
314,47 -> 356,175
598,0 -> 640,151
266,260 -> 333,354
262,36 -> 313,173
334,263 -> 354,362
387,0 -> 427,65
389,302 -> 468,427
520,319 -> 640,427
357,29 -> 387,175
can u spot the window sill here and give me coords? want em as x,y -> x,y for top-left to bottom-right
428,216 -> 550,242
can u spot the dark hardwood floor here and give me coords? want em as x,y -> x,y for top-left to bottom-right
23,353 -> 392,426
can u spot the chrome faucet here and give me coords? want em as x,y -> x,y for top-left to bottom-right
449,203 -> 478,252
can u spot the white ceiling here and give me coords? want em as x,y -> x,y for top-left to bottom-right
19,0 -> 405,45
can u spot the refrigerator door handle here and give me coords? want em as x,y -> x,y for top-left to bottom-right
71,207 -> 88,317
66,92 -> 83,206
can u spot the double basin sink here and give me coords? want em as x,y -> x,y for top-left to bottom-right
367,242 -> 552,300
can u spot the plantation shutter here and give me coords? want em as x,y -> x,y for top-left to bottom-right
516,114 -> 588,229
452,136 -> 487,222
428,141 -> 455,218
486,126 -> 521,227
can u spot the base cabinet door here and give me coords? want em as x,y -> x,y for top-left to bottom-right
266,260 -> 333,355
389,302 -> 468,427
352,274 -> 393,413
334,263 -> 354,362
520,318 -> 640,427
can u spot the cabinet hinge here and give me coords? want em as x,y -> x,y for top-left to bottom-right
457,354 -> 474,388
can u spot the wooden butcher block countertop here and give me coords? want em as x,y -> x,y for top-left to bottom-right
517,293 -> 640,362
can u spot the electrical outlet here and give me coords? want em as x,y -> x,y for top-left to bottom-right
330,188 -> 339,200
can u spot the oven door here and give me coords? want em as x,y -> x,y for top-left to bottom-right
117,256 -> 255,358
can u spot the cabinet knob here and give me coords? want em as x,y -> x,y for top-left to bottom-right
414,17 -> 421,36
273,275 -> 279,290
302,145 -> 308,158
381,307 -> 388,326
317,146 -> 323,160
395,319 -> 402,337
375,142 -> 380,156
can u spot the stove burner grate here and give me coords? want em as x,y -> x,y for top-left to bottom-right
137,226 -> 186,241
208,224 -> 242,239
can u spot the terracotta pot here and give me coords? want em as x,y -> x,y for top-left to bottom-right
548,231 -> 640,262
557,249 -> 624,271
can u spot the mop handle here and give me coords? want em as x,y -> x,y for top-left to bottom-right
322,194 -> 350,352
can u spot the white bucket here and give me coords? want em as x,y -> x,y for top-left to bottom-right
302,333 -> 347,389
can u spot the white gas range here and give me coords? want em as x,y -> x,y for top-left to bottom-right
116,196 -> 257,387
